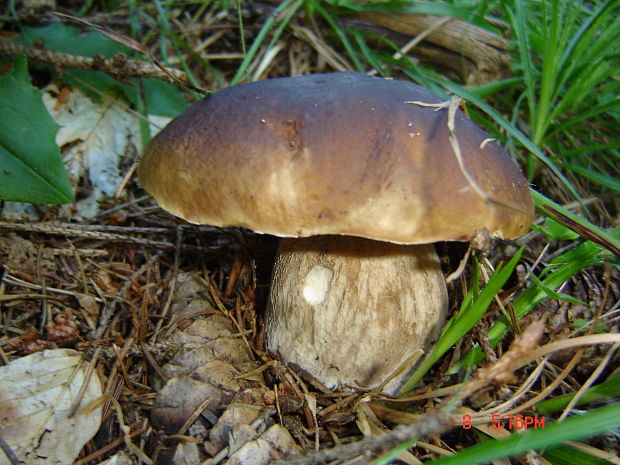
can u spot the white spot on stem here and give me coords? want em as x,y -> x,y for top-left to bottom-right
302,265 -> 333,306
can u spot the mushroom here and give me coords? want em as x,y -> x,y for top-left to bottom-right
138,72 -> 534,394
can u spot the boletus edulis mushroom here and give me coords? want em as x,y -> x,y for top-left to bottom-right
138,72 -> 534,394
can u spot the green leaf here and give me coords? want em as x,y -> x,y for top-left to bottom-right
143,79 -> 188,118
0,55 -> 73,204
19,23 -> 127,58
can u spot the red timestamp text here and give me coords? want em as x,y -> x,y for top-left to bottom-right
461,414 -> 545,430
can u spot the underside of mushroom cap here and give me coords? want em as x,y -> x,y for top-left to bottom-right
138,72 -> 534,243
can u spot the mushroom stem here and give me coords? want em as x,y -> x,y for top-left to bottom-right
266,236 -> 448,394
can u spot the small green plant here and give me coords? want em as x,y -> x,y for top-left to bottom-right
0,23 -> 188,205
0,54 -> 73,204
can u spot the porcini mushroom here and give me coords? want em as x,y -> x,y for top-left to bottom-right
138,72 -> 534,394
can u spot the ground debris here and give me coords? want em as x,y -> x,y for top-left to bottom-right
1,1 -> 618,462
150,272 -> 301,464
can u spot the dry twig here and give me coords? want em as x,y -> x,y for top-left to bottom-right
349,12 -> 510,84
0,40 -> 185,83
0,220 -> 174,249
270,410 -> 453,465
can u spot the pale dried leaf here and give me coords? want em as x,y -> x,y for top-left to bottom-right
0,349 -> 102,465
100,452 -> 134,465
355,403 -> 422,465
41,85 -> 140,218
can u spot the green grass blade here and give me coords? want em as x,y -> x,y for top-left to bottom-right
313,2 -> 364,71
554,62 -> 616,123
399,250 -> 523,394
230,0 -> 298,85
527,270 -> 586,306
548,98 -> 620,139
450,227 -> 619,372
237,0 -> 246,57
544,443 -> 617,465
467,77 -> 522,100
367,438 -> 417,465
535,373 -> 620,415
534,0 -> 562,144
260,0 -> 306,70
532,190 -> 620,257
509,1 -> 537,141
333,1 -> 498,31
558,142 -> 620,159
152,0 -> 202,91
558,1 -> 614,70
553,1 -> 619,108
562,163 -> 620,196
351,30 -> 387,76
424,402 -> 620,465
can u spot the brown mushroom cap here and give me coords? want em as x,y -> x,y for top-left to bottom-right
138,72 -> 533,243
